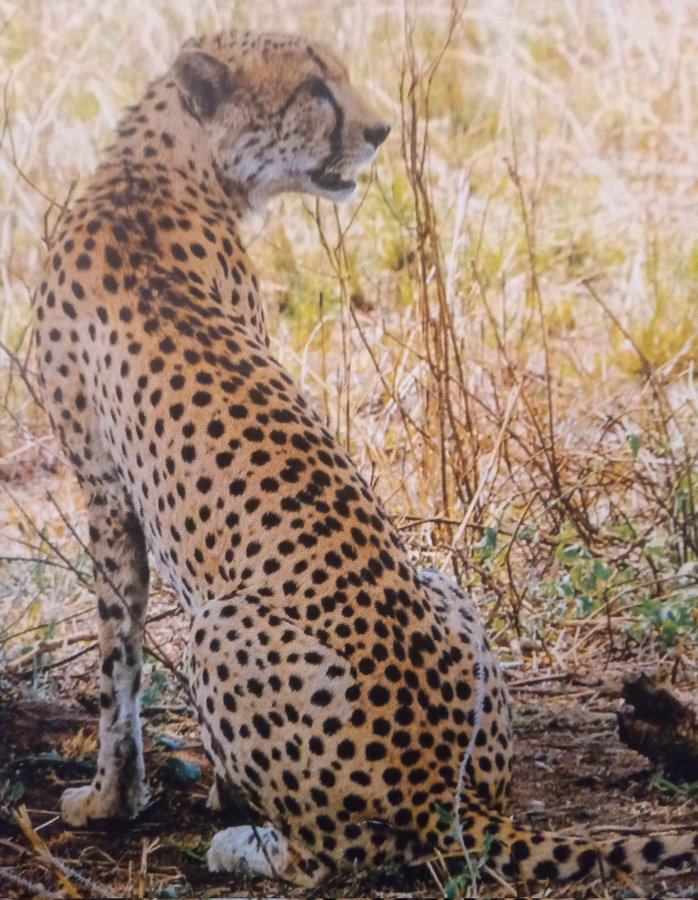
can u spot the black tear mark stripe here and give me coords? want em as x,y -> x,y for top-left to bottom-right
278,78 -> 344,153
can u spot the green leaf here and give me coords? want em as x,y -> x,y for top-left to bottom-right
559,543 -> 581,561
3,780 -> 25,804
141,668 -> 168,707
475,526 -> 499,560
592,558 -> 613,583
580,594 -> 594,615
163,756 -> 202,787
156,734 -> 184,750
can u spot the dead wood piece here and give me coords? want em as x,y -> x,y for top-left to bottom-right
617,672 -> 698,783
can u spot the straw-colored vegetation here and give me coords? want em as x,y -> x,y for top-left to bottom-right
0,0 -> 696,898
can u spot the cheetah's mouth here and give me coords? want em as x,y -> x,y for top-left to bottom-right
308,167 -> 356,196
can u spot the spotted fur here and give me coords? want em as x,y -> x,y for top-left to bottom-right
35,30 -> 697,888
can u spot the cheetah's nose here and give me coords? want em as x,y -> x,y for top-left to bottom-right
363,123 -> 390,148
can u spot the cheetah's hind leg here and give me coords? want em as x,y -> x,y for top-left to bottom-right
61,486 -> 151,825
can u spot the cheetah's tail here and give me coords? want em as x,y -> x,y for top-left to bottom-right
429,794 -> 697,885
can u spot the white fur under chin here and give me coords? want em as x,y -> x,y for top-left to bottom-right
207,824 -> 289,878
246,180 -> 358,212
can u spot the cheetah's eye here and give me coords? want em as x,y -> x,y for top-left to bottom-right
303,78 -> 335,106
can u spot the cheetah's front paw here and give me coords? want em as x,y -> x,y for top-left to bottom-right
207,825 -> 289,878
61,778 -> 150,826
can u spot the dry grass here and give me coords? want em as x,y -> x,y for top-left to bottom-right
2,0 -> 698,655
0,0 -> 697,897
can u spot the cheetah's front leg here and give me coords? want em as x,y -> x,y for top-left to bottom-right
62,488 -> 151,825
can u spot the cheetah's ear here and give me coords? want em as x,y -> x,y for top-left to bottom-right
173,50 -> 236,121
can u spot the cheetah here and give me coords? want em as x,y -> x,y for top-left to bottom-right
35,30 -> 697,889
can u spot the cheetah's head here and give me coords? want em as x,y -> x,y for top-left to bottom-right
173,32 -> 389,209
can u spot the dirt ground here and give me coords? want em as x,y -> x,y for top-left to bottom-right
0,662 -> 696,900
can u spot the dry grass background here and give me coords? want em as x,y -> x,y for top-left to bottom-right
0,0 -> 697,897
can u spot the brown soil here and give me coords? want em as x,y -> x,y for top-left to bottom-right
0,665 -> 696,899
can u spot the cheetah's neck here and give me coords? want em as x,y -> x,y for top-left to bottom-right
95,78 -> 251,220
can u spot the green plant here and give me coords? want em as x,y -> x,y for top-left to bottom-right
628,594 -> 697,648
